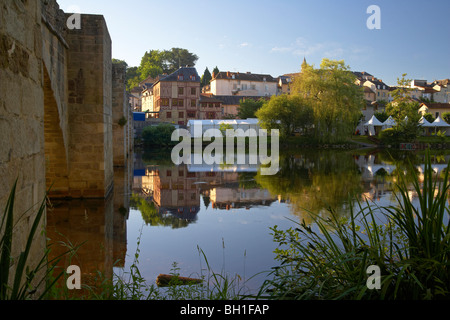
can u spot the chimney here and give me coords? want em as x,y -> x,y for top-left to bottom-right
212,72 -> 216,79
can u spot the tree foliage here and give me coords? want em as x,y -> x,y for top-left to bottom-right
237,98 -> 265,119
201,67 -> 212,87
384,74 -> 422,142
256,94 -> 314,138
442,112 -> 450,124
142,123 -> 177,147
125,48 -> 199,91
290,58 -> 365,142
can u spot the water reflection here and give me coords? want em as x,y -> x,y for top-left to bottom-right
46,165 -> 132,296
132,153 -> 277,228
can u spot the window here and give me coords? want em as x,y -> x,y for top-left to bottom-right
178,75 -> 184,81
191,99 -> 196,107
161,98 -> 169,106
166,112 -> 172,118
191,87 -> 196,95
178,99 -> 184,107
179,112 -> 184,118
251,84 -> 256,90
178,87 -> 184,95
190,75 -> 196,81
187,111 -> 196,118
172,99 -> 178,107
179,170 -> 184,177
166,170 -> 172,177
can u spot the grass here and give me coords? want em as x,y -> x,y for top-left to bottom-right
3,148 -> 450,300
65,229 -> 250,300
257,150 -> 450,300
0,180 -> 72,300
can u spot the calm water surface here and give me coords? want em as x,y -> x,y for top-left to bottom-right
46,148 -> 450,295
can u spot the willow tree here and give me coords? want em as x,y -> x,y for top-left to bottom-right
292,59 -> 364,143
256,94 -> 314,138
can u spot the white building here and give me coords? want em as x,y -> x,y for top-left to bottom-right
207,71 -> 278,97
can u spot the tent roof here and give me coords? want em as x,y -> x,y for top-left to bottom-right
364,115 -> 383,126
432,116 -> 450,127
382,116 -> 396,126
419,116 -> 432,126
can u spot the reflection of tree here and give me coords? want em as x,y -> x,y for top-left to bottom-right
238,172 -> 261,189
255,150 -> 363,225
202,195 -> 211,209
130,194 -> 192,229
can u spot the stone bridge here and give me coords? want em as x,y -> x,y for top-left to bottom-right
0,0 -> 133,280
1,0 -> 132,204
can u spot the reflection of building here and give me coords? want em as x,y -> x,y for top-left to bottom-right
132,153 -> 276,219
152,165 -> 201,217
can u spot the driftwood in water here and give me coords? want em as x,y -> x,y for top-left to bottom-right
156,274 -> 203,287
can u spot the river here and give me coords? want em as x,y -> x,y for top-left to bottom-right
45,147 -> 450,297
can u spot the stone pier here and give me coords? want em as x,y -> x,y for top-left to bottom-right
0,0 -> 132,295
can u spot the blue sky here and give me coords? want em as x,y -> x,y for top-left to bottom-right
57,0 -> 450,86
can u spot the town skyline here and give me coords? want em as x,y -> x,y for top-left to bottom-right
57,0 -> 450,86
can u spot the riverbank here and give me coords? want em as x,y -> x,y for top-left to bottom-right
135,134 -> 450,152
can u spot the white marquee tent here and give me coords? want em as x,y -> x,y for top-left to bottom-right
187,119 -> 261,138
363,115 -> 384,136
382,116 -> 396,130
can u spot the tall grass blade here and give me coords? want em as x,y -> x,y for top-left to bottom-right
0,180 -> 17,299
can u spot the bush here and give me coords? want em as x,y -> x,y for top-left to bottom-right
378,128 -> 400,145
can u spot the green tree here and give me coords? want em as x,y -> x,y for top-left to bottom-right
291,58 -> 365,143
142,123 -> 177,147
162,48 -> 199,73
442,112 -> 450,124
219,122 -> 234,137
374,111 -> 389,123
385,74 -> 421,142
237,98 -> 265,119
423,113 -> 435,123
201,67 -> 212,87
127,48 -> 199,91
256,94 -> 314,138
112,58 -> 128,68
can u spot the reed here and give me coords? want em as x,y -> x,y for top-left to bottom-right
0,180 -> 71,300
258,150 -> 450,300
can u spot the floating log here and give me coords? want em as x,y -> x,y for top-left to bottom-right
156,274 -> 203,287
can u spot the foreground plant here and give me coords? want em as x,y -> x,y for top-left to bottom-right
259,151 -> 450,300
0,181 -> 69,300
